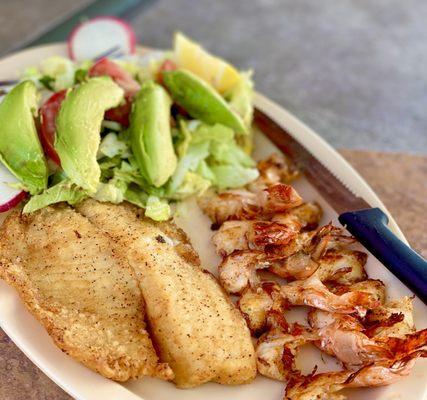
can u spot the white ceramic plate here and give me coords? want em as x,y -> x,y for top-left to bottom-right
0,44 -> 425,400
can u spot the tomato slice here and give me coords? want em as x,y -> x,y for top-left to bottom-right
89,58 -> 140,126
104,94 -> 133,127
39,89 -> 67,165
158,59 -> 177,84
89,58 -> 140,95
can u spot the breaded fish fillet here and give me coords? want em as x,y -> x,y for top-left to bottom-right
76,200 -> 257,388
0,205 -> 172,382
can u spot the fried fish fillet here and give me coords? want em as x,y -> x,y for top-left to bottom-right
0,205 -> 172,382
76,199 -> 257,388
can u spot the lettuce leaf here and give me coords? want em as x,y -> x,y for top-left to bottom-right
226,71 -> 254,153
167,120 -> 258,196
175,118 -> 193,158
168,140 -> 210,193
169,171 -> 211,199
93,181 -> 126,203
124,185 -> 147,208
144,195 -> 171,221
23,180 -> 85,213
191,122 -> 234,143
209,140 -> 255,167
227,71 -> 254,129
98,132 -> 130,159
210,164 -> 259,190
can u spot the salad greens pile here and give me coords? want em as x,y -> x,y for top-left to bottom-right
0,33 -> 257,221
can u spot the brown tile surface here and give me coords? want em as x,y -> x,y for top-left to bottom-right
340,150 -> 427,258
0,150 -> 426,399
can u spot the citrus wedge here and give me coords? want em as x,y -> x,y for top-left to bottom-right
174,32 -> 241,93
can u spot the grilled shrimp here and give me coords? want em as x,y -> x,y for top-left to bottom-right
248,153 -> 299,192
238,282 -> 286,334
309,311 -> 391,367
199,183 -> 302,226
238,279 -> 383,335
280,277 -> 384,317
285,350 -> 427,400
214,204 -> 324,261
268,224 -> 356,278
218,223 -> 362,294
272,202 -> 322,231
213,219 -> 300,257
308,297 -> 427,369
256,311 -> 318,381
218,251 -> 270,294
311,250 -> 367,285
364,296 -> 415,338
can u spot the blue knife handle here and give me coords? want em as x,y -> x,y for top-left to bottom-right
339,208 -> 427,304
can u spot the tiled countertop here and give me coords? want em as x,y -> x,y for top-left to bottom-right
0,150 -> 426,399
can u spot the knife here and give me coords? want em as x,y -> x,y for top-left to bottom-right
254,108 -> 427,304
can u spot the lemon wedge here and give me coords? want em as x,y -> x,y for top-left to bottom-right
174,32 -> 241,93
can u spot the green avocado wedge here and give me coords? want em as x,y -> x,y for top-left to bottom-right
0,80 -> 48,194
55,77 -> 124,193
162,69 -> 247,134
130,80 -> 177,187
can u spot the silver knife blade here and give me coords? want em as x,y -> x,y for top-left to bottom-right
253,108 -> 371,215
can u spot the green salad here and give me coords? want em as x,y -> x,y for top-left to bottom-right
0,33 -> 257,220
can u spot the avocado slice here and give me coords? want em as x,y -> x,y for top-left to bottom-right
162,69 -> 247,134
55,77 -> 124,193
0,80 -> 48,194
130,80 -> 177,187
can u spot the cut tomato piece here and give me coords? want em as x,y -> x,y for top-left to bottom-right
89,58 -> 140,95
158,59 -> 177,84
39,89 -> 67,165
104,95 -> 133,127
160,59 -> 177,72
89,58 -> 140,126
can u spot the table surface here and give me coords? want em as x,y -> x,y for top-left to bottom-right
0,0 -> 426,154
0,1 -> 426,397
0,149 -> 426,399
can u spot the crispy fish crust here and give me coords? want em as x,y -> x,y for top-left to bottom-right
76,199 -> 257,388
0,205 -> 172,382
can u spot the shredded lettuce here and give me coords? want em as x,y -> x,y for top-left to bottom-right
39,56 -> 75,91
196,160 -> 216,182
144,195 -> 171,221
124,185 -> 147,208
22,56 -> 91,91
226,71 -> 254,153
227,71 -> 254,129
98,132 -> 130,158
167,120 -> 258,194
168,140 -> 210,192
93,181 -> 126,203
210,164 -> 259,190
209,140 -> 255,167
174,118 -> 193,157
23,180 -> 85,213
169,171 -> 211,199
136,51 -> 172,82
192,122 -> 234,143
101,120 -> 122,131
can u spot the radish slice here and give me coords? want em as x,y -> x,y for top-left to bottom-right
68,16 -> 136,61
0,165 -> 26,213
